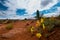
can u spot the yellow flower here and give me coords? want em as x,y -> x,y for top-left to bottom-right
37,20 -> 40,24
31,26 -> 34,33
36,33 -> 42,38
36,20 -> 40,27
42,24 -> 45,30
41,18 -> 44,23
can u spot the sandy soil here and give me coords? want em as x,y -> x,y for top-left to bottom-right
0,20 -> 60,40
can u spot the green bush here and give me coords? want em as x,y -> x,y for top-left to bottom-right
47,25 -> 55,32
54,20 -> 60,27
6,23 -> 13,30
0,20 -> 6,24
44,19 -> 55,32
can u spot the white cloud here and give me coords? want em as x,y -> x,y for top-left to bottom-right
4,0 -> 58,14
0,0 -> 59,19
8,0 -> 41,14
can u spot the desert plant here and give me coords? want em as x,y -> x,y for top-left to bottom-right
6,23 -> 13,30
57,15 -> 60,19
35,10 -> 44,20
0,20 -> 6,24
36,10 -> 40,20
54,20 -> 60,27
47,25 -> 55,32
24,18 -> 27,20
44,19 -> 55,32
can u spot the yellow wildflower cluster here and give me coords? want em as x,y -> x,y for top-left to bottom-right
41,18 -> 44,23
42,24 -> 45,30
36,20 -> 40,27
41,18 -> 46,30
30,18 -> 46,39
36,18 -> 44,27
36,33 -> 42,38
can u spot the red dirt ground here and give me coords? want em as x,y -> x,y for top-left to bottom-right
0,20 -> 60,40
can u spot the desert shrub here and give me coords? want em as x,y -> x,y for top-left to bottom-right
24,18 -> 27,20
44,33 -> 50,38
44,19 -> 55,32
6,20 -> 13,23
6,23 -> 13,30
47,25 -> 55,32
0,20 -> 6,24
0,20 -> 3,24
44,19 -> 53,26
57,15 -> 60,19
54,20 -> 60,27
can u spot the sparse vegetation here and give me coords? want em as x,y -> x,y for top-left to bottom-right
28,10 -> 60,40
6,23 -> 13,30
0,20 -> 6,24
44,19 -> 55,32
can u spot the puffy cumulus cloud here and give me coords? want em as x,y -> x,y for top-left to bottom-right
0,0 -> 59,19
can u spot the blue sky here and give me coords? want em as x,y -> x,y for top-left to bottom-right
16,9 -> 27,15
0,0 -> 60,19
